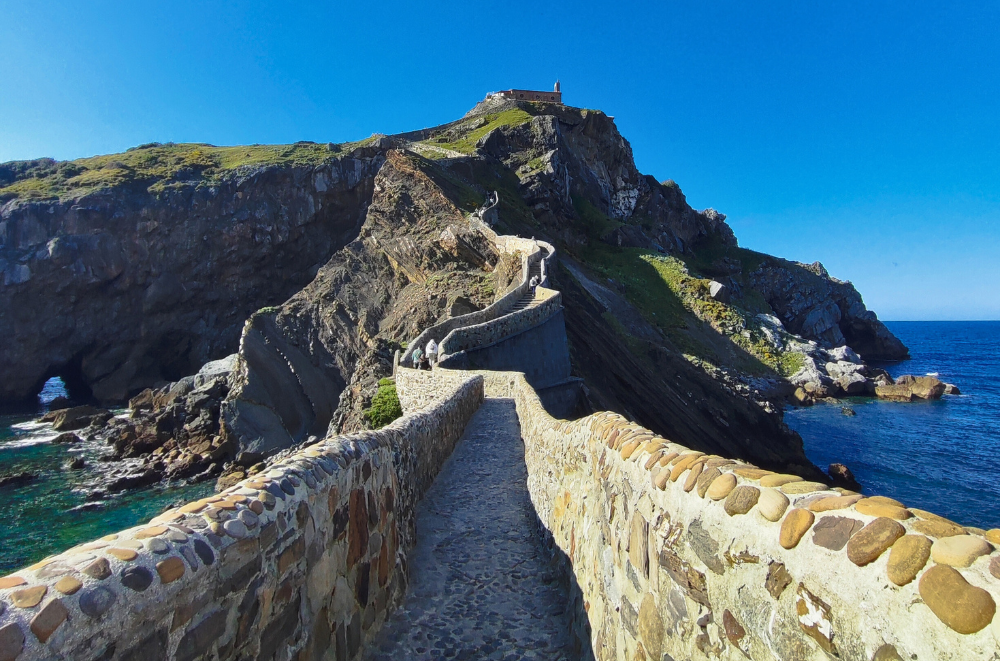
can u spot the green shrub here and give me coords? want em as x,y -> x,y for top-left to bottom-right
364,381 -> 402,429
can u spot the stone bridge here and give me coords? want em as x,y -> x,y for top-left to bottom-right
0,198 -> 998,661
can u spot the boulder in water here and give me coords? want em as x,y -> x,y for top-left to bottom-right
828,463 -> 861,490
792,387 -> 813,406
0,471 -> 37,489
41,405 -> 111,431
52,432 -> 82,444
876,375 -> 946,402
106,470 -> 159,492
47,396 -> 73,411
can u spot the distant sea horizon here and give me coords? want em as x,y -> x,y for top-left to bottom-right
787,320 -> 1000,530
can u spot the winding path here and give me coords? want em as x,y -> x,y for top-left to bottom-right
365,398 -> 577,660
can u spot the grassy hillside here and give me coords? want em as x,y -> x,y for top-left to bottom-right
574,240 -> 803,378
0,138 -> 378,202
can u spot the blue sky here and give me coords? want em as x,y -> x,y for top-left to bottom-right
2,1 -> 998,320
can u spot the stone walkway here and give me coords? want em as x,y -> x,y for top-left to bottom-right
365,398 -> 577,661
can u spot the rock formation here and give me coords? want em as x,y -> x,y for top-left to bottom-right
0,142 -> 387,404
876,374 -> 948,402
3,97 -> 912,483
749,258 -> 908,361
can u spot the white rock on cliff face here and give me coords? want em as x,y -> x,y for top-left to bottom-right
825,345 -> 862,364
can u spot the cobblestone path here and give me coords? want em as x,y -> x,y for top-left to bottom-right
366,397 -> 578,660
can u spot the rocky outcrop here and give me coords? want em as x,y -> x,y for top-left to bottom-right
221,151 -> 499,456
38,405 -> 111,431
7,98 -> 905,479
471,98 -> 735,253
749,258 -> 908,361
555,264 -> 823,479
0,143 -> 387,404
876,374 -> 948,402
98,354 -> 239,482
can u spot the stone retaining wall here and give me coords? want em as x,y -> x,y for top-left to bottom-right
0,372 -> 484,661
438,287 -> 562,359
484,369 -> 1000,661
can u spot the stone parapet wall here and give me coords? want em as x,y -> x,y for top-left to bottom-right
395,368 -> 477,413
438,287 -> 562,359
0,372 -> 484,661
472,369 -> 1000,661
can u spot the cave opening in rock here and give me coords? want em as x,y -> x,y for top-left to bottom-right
37,376 -> 69,405
34,359 -> 93,405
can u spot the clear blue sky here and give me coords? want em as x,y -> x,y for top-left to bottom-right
2,1 -> 998,320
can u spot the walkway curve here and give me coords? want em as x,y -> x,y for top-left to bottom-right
364,398 -> 577,660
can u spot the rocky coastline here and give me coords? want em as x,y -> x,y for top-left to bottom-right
1,97 -> 922,497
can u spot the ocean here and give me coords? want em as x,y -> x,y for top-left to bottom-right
786,320 -> 1000,530
0,379 -> 212,572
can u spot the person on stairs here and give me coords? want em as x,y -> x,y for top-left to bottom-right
529,275 -> 540,296
410,346 -> 424,370
426,339 -> 438,368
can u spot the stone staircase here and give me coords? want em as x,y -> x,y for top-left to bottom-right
509,262 -> 544,313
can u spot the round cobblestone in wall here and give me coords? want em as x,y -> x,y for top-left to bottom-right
887,535 -> 932,586
919,564 -> 996,634
724,486 -> 760,516
846,517 -> 906,566
706,473 -> 737,501
780,509 -> 815,549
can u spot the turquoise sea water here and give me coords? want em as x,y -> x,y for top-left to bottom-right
786,321 -> 1000,530
0,380 -> 212,572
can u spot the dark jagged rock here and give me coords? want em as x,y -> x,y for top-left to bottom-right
828,463 -> 861,490
0,472 -> 37,489
47,396 -> 72,411
52,431 -> 82,444
99,354 -> 238,484
106,469 -> 159,492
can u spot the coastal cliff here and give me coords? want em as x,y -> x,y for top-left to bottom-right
0,141 -> 385,404
0,98 -> 908,483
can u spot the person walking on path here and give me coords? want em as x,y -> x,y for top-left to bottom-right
410,346 -> 424,369
529,275 -> 540,296
426,339 -> 438,367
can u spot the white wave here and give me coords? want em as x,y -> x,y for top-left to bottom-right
926,372 -> 940,376
10,420 -> 51,431
0,433 -> 60,449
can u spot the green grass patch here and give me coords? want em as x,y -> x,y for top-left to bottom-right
683,234 -> 774,316
422,109 -> 533,155
0,138 -> 378,202
572,195 -> 623,241
575,241 -> 803,377
364,378 -> 403,429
